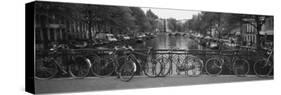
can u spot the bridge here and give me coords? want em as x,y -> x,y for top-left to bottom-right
165,32 -> 190,36
36,48 -> 263,76
35,47 -> 272,94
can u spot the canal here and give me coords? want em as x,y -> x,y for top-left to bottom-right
132,33 -> 206,50
129,32 -> 207,75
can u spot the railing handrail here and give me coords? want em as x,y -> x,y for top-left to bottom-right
36,48 -> 257,52
36,48 -> 258,56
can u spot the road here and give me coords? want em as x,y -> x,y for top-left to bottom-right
35,75 -> 273,94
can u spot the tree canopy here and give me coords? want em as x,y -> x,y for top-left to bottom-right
35,2 -> 159,35
187,12 -> 272,37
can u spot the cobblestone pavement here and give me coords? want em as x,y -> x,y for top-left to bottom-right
35,75 -> 273,94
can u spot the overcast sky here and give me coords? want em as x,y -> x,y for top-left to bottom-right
141,8 -> 201,20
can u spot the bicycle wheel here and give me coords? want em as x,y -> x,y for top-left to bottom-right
35,57 -> 58,79
233,58 -> 250,77
254,59 -> 273,77
69,56 -> 92,78
158,56 -> 172,77
143,58 -> 162,77
205,57 -> 223,76
173,54 -> 186,75
91,56 -> 115,77
185,56 -> 204,77
118,59 -> 136,82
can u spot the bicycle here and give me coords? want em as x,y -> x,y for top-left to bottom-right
170,49 -> 186,75
253,48 -> 273,77
35,44 -> 92,79
231,49 -> 250,77
184,54 -> 204,77
156,50 -> 172,77
91,47 -> 161,82
167,48 -> 203,76
128,47 -> 162,78
90,48 -> 122,77
205,49 -> 250,76
172,49 -> 204,77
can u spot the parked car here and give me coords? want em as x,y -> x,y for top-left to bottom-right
138,34 -> 146,38
210,42 -> 219,49
106,34 -> 118,42
123,35 -> 130,40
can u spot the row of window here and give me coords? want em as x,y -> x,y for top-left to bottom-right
35,14 -> 115,43
243,24 -> 257,33
35,28 -> 90,43
243,34 -> 256,44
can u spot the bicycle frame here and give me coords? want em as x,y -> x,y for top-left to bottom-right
36,48 -> 69,79
126,49 -> 153,75
253,48 -> 273,77
104,48 -> 141,76
265,50 -> 273,66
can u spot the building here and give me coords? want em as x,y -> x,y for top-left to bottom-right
241,17 -> 274,48
241,23 -> 257,47
35,12 -> 91,50
207,25 -> 219,38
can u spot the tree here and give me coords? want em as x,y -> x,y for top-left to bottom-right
167,18 -> 178,32
146,9 -> 158,19
188,13 -> 206,34
35,2 -> 161,47
188,11 -> 274,50
130,7 -> 150,32
182,21 -> 190,32
188,12 -> 243,36
146,9 -> 159,32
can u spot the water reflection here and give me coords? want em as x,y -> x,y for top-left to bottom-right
133,33 -> 204,50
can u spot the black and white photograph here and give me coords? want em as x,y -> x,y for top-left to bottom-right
25,0 -> 274,94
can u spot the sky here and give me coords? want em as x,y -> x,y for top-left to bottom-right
141,8 -> 201,20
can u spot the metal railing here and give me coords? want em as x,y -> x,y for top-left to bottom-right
35,48 -> 264,79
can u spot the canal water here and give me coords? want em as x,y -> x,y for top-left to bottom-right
133,33 -> 205,50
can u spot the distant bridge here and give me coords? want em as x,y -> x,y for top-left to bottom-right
166,32 -> 190,36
